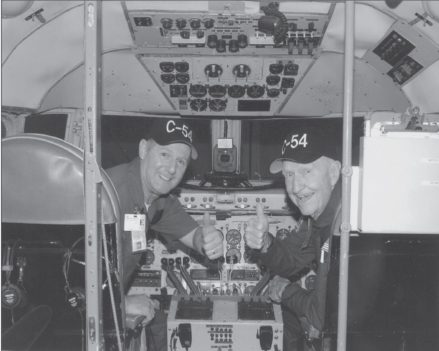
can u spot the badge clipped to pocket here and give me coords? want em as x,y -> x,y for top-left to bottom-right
124,214 -> 147,253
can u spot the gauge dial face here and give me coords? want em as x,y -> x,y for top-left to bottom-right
266,75 -> 281,86
208,85 -> 227,98
209,99 -> 227,112
143,250 -> 155,266
269,63 -> 284,74
247,85 -> 265,98
226,248 -> 241,263
176,73 -> 190,84
228,85 -> 246,98
161,74 -> 175,84
190,99 -> 207,112
175,62 -> 189,73
267,88 -> 280,98
189,84 -> 207,97
276,228 -> 290,240
226,229 -> 241,245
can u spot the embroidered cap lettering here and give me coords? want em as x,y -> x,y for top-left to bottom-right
145,118 -> 198,159
166,120 -> 193,142
282,133 -> 308,155
270,127 -> 338,173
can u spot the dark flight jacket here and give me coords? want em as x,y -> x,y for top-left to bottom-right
257,181 -> 341,332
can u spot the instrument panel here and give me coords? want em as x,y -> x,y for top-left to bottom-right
128,187 -> 304,297
138,55 -> 315,116
128,2 -> 327,116
167,295 -> 283,351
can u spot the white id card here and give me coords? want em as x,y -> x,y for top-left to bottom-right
124,214 -> 146,231
124,214 -> 147,253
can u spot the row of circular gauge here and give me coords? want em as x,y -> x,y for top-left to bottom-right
187,83 -> 290,98
224,228 -> 291,246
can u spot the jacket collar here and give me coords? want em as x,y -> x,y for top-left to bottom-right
313,179 -> 341,230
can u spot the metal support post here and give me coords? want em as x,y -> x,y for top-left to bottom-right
83,1 -> 104,350
337,2 -> 355,351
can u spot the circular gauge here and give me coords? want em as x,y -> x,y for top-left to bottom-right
176,73 -> 190,84
266,75 -> 281,86
305,274 -> 316,291
208,85 -> 227,98
243,249 -> 257,264
189,84 -> 207,97
244,285 -> 255,295
209,99 -> 227,112
175,62 -> 189,73
176,18 -> 187,29
226,229 -> 241,246
267,88 -> 280,98
247,85 -> 265,98
226,248 -> 241,263
276,228 -> 290,240
161,74 -> 175,84
166,271 -> 182,288
139,249 -> 155,266
161,18 -> 173,30
228,85 -> 246,98
190,99 -> 208,112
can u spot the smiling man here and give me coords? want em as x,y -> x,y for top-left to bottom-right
245,127 -> 341,351
106,118 -> 223,351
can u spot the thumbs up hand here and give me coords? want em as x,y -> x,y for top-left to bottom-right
202,212 -> 224,260
244,203 -> 271,252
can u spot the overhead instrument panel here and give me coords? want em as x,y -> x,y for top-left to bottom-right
125,1 -> 332,116
126,2 -> 330,56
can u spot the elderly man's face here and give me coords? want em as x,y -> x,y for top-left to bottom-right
139,140 -> 190,203
282,157 -> 339,220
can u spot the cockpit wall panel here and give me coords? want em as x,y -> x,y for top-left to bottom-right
283,52 -> 411,116
2,3 -> 85,111
40,50 -> 175,115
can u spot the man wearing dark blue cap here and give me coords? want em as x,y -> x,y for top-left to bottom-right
106,118 -> 224,351
244,128 -> 341,351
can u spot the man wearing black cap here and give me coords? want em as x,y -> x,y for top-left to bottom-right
245,128 -> 341,351
106,118 -> 224,351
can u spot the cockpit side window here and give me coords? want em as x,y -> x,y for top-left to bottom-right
24,114 -> 68,140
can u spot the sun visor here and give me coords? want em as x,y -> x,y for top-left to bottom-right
1,134 -> 118,225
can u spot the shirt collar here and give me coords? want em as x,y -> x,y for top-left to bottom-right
126,157 -> 164,215
126,157 -> 150,214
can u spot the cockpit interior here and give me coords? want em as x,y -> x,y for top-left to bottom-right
1,1 -> 439,351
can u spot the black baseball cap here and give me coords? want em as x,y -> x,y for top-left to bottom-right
145,119 -> 198,160
270,127 -> 338,173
